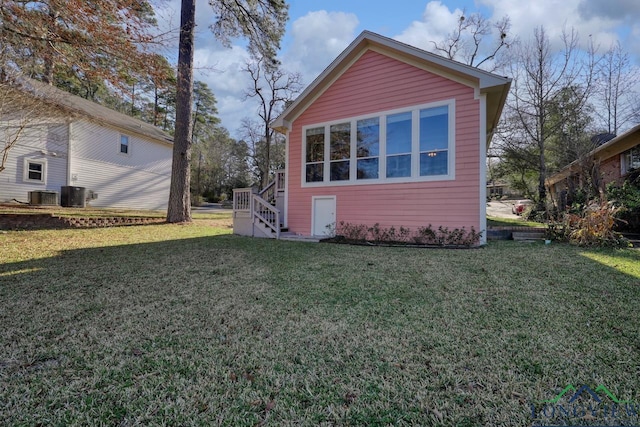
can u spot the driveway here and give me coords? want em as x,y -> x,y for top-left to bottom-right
192,202 -> 229,212
487,200 -> 521,219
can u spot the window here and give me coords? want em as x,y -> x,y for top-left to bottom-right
305,127 -> 324,182
386,112 -> 412,178
120,135 -> 130,154
622,146 -> 640,175
23,159 -> 46,184
419,106 -> 449,176
357,118 -> 379,179
330,123 -> 350,181
303,101 -> 454,186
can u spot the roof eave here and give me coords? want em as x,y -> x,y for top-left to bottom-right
547,123 -> 640,186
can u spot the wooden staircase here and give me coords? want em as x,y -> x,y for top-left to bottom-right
232,171 -> 286,239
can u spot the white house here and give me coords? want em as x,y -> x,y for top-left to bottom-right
0,79 -> 173,210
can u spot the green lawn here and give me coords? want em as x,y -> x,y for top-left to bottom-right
487,216 -> 545,228
1,220 -> 639,426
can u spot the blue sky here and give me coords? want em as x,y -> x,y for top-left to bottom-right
156,0 -> 640,137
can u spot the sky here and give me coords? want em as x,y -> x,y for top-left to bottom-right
154,0 -> 640,138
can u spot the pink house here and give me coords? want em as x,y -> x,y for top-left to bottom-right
233,31 -> 511,245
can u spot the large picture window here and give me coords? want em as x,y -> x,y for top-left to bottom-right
303,101 -> 454,186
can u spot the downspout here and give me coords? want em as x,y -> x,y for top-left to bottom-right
479,93 -> 488,246
283,128 -> 289,228
67,120 -> 72,186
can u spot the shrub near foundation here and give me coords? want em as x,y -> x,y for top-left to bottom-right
333,221 -> 483,247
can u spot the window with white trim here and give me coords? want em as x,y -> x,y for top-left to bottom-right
330,122 -> 350,181
302,101 -> 454,186
356,118 -> 379,179
419,105 -> 449,176
386,112 -> 412,178
305,127 -> 324,182
23,159 -> 47,184
119,134 -> 130,155
621,146 -> 640,175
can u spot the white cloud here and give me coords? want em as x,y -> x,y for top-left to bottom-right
577,0 -> 639,21
478,0 -> 624,52
394,1 -> 463,52
282,10 -> 359,83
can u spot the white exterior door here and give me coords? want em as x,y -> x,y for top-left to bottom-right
312,196 -> 336,237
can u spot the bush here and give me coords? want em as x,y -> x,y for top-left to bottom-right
606,169 -> 640,232
335,221 -> 482,247
191,194 -> 204,207
556,201 -> 628,247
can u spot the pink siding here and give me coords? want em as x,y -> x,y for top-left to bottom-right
287,50 -> 482,235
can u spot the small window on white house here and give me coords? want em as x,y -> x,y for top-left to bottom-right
120,135 -> 130,154
23,159 -> 46,184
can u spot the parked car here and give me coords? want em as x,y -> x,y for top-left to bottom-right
512,199 -> 533,215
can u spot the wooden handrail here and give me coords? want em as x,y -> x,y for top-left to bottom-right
276,170 -> 285,193
253,194 -> 280,238
258,180 -> 276,203
232,188 -> 253,211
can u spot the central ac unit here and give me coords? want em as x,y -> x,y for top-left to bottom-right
61,186 -> 86,208
29,191 -> 58,206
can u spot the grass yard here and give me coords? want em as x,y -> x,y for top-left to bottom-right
486,216 -> 545,228
1,218 -> 639,426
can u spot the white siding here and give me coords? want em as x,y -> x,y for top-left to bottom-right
0,122 -> 69,203
69,119 -> 172,210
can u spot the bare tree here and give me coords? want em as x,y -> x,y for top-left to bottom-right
243,57 -> 302,188
432,10 -> 512,71
240,117 -> 285,186
502,26 -> 596,207
594,41 -> 639,134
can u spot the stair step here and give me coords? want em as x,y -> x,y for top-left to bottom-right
512,231 -> 546,241
279,232 -> 320,243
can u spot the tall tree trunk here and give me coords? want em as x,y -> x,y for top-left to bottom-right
263,124 -> 271,188
42,8 -> 58,85
153,86 -> 159,126
167,0 -> 195,223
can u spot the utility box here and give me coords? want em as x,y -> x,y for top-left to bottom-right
60,186 -> 86,208
29,191 -> 59,206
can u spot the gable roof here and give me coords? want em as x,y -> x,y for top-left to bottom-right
547,124 -> 640,186
9,78 -> 173,145
272,31 -> 511,140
